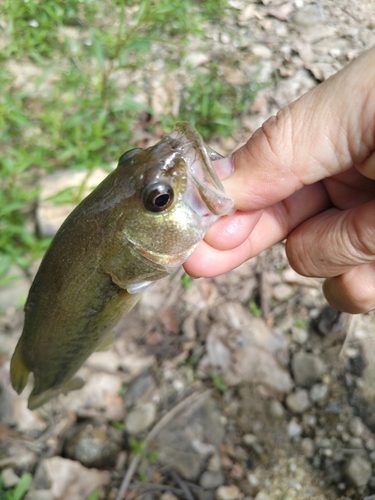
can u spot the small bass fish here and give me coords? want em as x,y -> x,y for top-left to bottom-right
10,122 -> 233,410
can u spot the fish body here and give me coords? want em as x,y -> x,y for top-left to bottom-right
10,122 -> 233,409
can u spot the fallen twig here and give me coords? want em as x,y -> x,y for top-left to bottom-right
115,389 -> 211,500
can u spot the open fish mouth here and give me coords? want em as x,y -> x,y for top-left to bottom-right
168,122 -> 234,220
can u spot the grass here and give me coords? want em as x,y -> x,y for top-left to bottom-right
0,473 -> 32,500
0,0 -> 262,286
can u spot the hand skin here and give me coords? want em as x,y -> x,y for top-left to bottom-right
184,46 -> 375,314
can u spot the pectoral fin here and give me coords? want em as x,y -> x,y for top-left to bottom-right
10,343 -> 30,395
28,376 -> 85,410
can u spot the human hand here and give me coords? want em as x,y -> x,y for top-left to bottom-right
184,46 -> 375,314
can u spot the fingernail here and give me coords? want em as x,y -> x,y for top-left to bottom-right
213,157 -> 234,180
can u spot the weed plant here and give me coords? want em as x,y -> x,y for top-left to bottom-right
0,0 -> 260,286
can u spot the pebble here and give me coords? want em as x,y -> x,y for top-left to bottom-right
301,437 -> 315,458
345,455 -> 372,487
125,402 -> 157,435
273,283 -> 293,301
349,416 -> 365,437
291,326 -> 308,344
207,452 -> 222,472
200,471 -> 224,489
63,422 -> 124,468
286,389 -> 311,413
25,491 -> 54,500
310,383 -> 329,403
1,468 -> 19,488
266,399 -> 285,419
287,420 -> 303,440
215,485 -> 243,500
291,351 -> 327,387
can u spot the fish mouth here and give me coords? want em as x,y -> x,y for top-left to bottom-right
168,122 -> 234,219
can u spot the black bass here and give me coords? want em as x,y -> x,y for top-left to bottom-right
10,122 -> 233,410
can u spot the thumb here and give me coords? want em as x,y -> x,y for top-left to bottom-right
222,46 -> 375,211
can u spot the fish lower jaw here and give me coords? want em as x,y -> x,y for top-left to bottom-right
132,243 -> 197,271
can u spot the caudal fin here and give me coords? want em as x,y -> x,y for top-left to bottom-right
10,343 -> 30,394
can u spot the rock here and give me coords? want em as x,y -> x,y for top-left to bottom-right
266,399 -> 285,419
200,471 -> 224,489
207,453 -> 221,472
286,389 -> 311,413
345,455 -> 372,487
233,345 -> 293,394
63,421 -> 124,468
1,468 -> 19,488
301,438 -> 315,458
291,326 -> 308,345
292,3 -> 325,27
25,491 -> 54,500
309,383 -> 329,403
126,402 -> 157,435
156,397 -> 225,481
254,493 -> 270,500
349,416 -> 365,437
291,351 -> 326,387
65,371 -> 125,421
286,420 -> 302,440
215,485 -> 243,500
272,283 -> 293,301
123,372 -> 156,409
31,457 -> 109,500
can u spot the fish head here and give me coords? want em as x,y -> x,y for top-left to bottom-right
116,122 -> 234,270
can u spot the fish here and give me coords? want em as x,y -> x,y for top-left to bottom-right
10,122 -> 233,410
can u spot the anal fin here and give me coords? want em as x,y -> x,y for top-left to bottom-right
28,376 -> 85,410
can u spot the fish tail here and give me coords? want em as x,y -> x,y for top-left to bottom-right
10,343 -> 30,394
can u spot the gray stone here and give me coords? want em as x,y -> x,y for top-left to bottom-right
199,471 -> 224,489
291,351 -> 326,387
1,468 -> 19,488
63,421 -> 124,468
287,420 -> 302,439
301,438 -> 315,458
291,326 -> 308,344
266,399 -> 285,419
233,345 -> 293,394
310,383 -> 329,403
207,453 -> 221,472
24,491 -> 54,500
292,3 -> 325,27
286,389 -> 311,413
345,455 -> 372,487
156,397 -> 225,481
273,283 -> 293,301
215,485 -> 242,500
349,416 -> 365,437
123,372 -> 156,409
126,402 -> 157,435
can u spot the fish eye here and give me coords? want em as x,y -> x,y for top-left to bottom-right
143,182 -> 174,212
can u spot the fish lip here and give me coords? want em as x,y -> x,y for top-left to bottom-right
168,122 -> 234,217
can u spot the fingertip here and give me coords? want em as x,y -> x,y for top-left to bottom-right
204,210 -> 263,251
